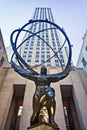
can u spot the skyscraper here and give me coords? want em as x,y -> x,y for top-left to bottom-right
20,7 -> 68,68
77,30 -> 87,73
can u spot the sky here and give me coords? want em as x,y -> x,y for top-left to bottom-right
0,0 -> 87,66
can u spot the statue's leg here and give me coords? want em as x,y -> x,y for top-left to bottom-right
48,97 -> 58,128
47,97 -> 56,119
30,94 -> 40,126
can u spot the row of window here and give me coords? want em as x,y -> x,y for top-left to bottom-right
33,8 -> 52,22
23,47 -> 65,66
22,8 -> 65,67
24,57 -> 65,67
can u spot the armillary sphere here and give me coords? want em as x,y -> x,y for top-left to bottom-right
10,19 -> 72,78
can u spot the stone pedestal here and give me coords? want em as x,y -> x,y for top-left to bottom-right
27,123 -> 60,130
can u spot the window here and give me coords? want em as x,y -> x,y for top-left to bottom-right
42,35 -> 44,39
62,63 -> 65,67
5,85 -> 25,130
41,59 -> 45,62
55,63 -> 59,66
23,55 -> 26,58
26,41 -> 29,43
30,44 -> 33,46
63,99 -> 73,129
31,41 -> 34,44
47,55 -> 50,59
27,59 -> 31,63
42,51 -> 45,54
82,57 -> 87,67
28,55 -> 32,58
55,59 -> 59,66
35,60 -> 39,62
61,59 -> 65,63
46,47 -> 49,50
42,43 -> 44,46
53,47 -> 56,50
36,51 -> 39,54
60,54 -> 64,59
11,99 -> 23,130
41,55 -> 44,58
85,46 -> 87,51
30,47 -> 33,50
24,51 -> 27,54
25,47 -> 28,50
37,43 -> 40,46
55,60 -> 58,63
60,85 -> 81,130
36,47 -> 40,50
47,51 -> 50,54
36,55 -> 39,58
29,51 -> 32,53
0,56 -> 4,67
42,47 -> 44,50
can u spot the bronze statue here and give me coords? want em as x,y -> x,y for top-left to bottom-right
29,66 -> 58,127
11,62 -> 71,128
10,19 -> 72,129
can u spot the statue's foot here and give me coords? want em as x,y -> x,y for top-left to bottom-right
49,119 -> 58,129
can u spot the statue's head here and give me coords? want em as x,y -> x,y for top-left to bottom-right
41,67 -> 47,75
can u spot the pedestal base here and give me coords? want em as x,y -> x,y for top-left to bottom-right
27,123 -> 60,130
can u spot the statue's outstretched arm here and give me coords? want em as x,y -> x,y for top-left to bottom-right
48,65 -> 71,83
10,61 -> 37,81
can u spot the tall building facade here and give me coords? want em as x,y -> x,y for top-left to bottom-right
6,45 -> 13,62
20,7 -> 67,67
0,29 -> 9,90
0,8 -> 87,130
77,30 -> 87,73
0,29 -> 9,69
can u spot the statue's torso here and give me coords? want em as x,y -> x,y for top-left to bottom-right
34,76 -> 55,98
35,76 -> 50,86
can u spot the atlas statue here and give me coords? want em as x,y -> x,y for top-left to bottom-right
10,19 -> 72,129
